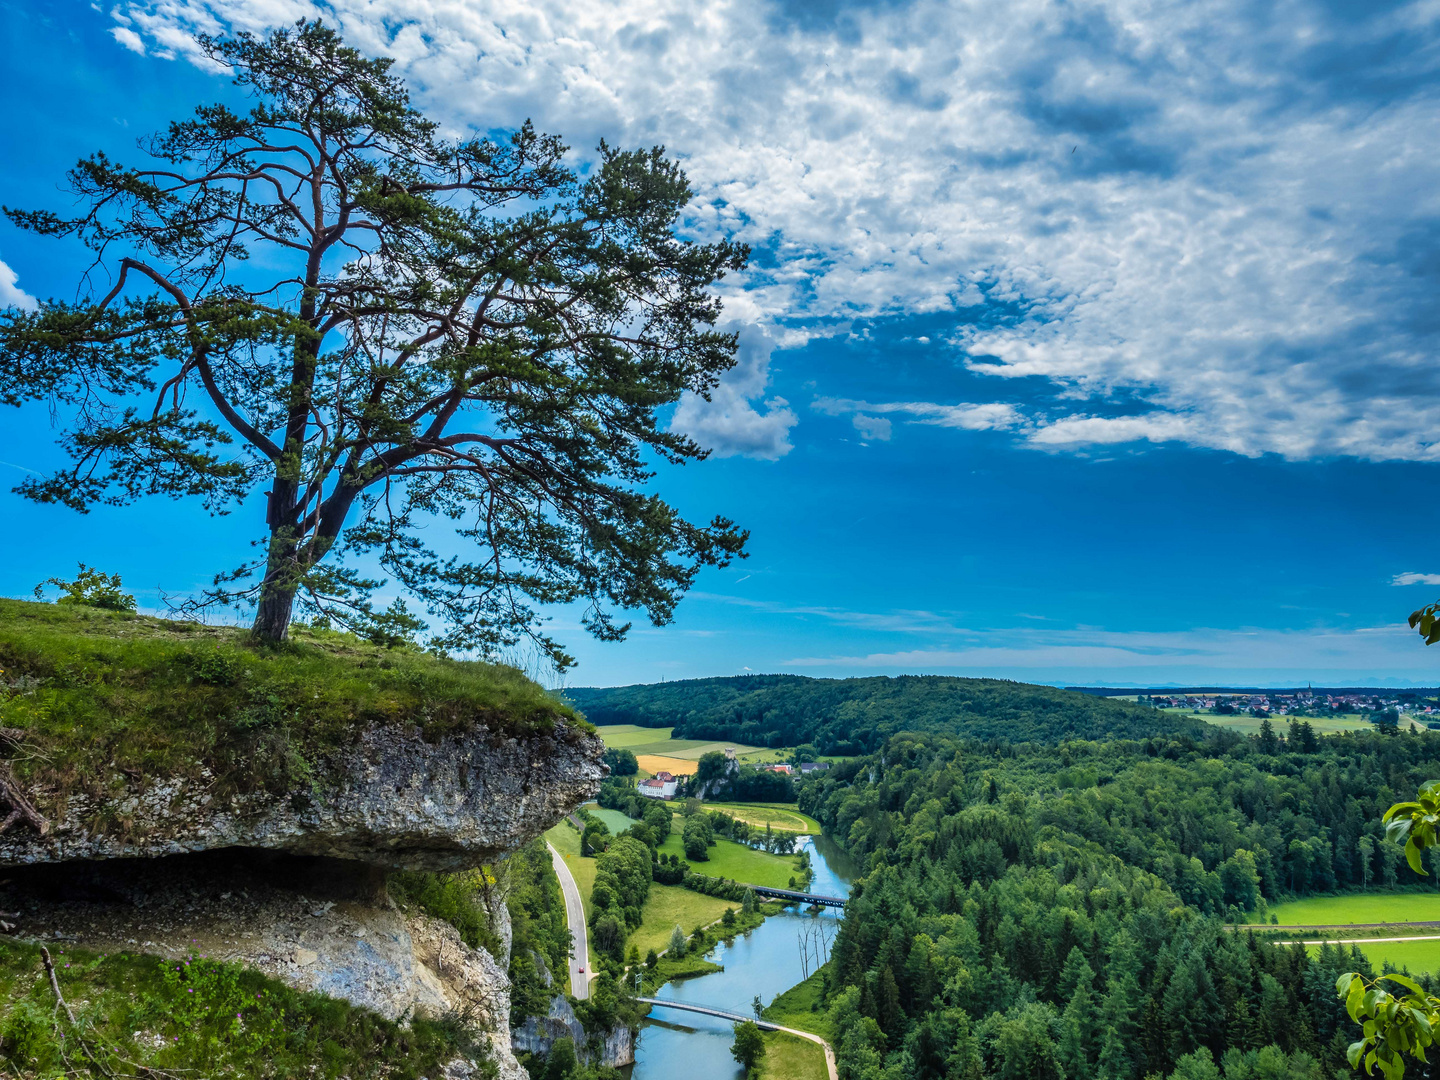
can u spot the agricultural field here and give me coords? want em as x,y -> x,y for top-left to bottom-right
595,723 -> 788,777
1158,708 -> 1425,736
654,831 -> 806,889
705,802 -> 821,834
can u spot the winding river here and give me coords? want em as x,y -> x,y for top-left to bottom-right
628,833 -> 858,1079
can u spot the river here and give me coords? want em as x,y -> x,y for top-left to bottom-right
628,832 -> 859,1079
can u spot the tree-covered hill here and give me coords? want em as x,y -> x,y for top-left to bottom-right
563,674 -> 1207,754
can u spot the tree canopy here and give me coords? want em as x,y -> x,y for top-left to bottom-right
0,21 -> 748,662
566,674 -> 1206,752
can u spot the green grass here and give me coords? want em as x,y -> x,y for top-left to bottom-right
627,883 -> 739,957
764,970 -> 832,1039
1350,938 -> 1440,975
0,598 -> 585,811
1248,891 -> 1440,925
707,803 -> 821,834
759,1030 -> 829,1080
655,833 -> 807,889
0,940 -> 476,1079
582,804 -> 639,833
594,723 -> 765,761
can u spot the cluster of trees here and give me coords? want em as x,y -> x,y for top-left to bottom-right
565,676 -> 1204,755
504,841 -> 575,1025
691,749 -> 797,801
602,748 -> 639,776
588,836 -> 653,960
794,728 -> 1440,1080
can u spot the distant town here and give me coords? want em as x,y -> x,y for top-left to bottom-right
1072,685 -> 1440,728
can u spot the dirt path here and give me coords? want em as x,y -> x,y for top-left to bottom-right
1273,934 -> 1440,945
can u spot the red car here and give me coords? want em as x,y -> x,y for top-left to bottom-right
578,967 -> 585,973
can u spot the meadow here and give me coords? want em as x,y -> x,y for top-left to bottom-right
626,883 -> 739,956
654,831 -> 807,889
1251,890 -> 1440,974
705,802 -> 821,834
1249,891 -> 1440,925
582,804 -> 638,833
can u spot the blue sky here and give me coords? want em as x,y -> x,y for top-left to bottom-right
5,0 -> 1440,687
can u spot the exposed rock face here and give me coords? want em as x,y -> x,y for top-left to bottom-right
511,995 -> 636,1068
0,720 -> 603,871
1,851 -> 529,1080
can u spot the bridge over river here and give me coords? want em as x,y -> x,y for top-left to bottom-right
636,998 -> 839,1080
746,884 -> 846,908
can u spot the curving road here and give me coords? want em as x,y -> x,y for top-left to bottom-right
547,841 -> 592,1000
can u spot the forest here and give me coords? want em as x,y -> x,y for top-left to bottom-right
793,724 -> 1440,1080
564,675 -> 1206,754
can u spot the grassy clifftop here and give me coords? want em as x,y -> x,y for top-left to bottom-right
0,598 -> 585,799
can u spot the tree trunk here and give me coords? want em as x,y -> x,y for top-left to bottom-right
252,518 -> 300,642
252,582 -> 296,642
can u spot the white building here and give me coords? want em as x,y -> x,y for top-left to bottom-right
638,776 -> 678,800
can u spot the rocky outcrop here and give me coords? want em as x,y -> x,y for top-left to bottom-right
1,851 -> 530,1080
511,995 -> 636,1068
0,720 -> 604,871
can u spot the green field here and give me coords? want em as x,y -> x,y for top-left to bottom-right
759,1031 -> 829,1080
627,883 -> 739,956
595,724 -> 766,761
583,803 -> 639,833
764,970 -> 832,1038
655,831 -> 806,888
1160,708 -> 1425,736
1249,891 -> 1440,925
706,802 -> 821,834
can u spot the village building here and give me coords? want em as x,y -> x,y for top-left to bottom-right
638,775 -> 678,799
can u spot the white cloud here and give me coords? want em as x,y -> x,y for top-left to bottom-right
1392,573 -> 1440,587
0,259 -> 37,312
670,324 -> 797,460
851,413 -> 892,441
103,0 -> 1440,462
783,623 -> 1440,676
110,25 -> 147,53
815,396 -> 1025,436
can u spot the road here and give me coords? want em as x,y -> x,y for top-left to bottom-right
546,841 -> 591,1000
636,998 -> 838,1080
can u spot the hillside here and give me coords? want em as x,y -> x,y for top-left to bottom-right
563,674 -> 1208,754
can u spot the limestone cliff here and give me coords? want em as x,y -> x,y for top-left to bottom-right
0,720 -> 604,871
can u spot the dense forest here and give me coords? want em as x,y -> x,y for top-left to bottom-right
795,726 -> 1440,1080
564,675 -> 1204,753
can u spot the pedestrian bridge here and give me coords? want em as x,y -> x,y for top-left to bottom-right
635,997 -> 779,1030
747,884 -> 846,908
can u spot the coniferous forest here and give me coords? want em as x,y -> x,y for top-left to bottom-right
796,726 -> 1440,1080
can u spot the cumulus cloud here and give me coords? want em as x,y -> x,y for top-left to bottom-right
670,325 -> 797,460
1392,572 -> 1440,586
0,259 -> 37,312
109,26 -> 147,53
104,0 -> 1440,461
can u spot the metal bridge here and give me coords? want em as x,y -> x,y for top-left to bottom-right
747,884 -> 846,908
635,997 -> 779,1030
